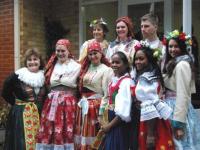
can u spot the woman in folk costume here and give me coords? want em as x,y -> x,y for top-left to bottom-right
132,41 -> 175,150
74,40 -> 113,150
36,39 -> 81,150
106,16 -> 138,63
162,30 -> 200,149
79,18 -> 109,63
99,51 -> 134,150
2,48 -> 46,150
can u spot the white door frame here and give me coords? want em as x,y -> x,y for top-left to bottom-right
14,0 -> 20,70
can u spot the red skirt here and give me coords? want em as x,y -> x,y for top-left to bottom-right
74,93 -> 101,150
36,90 -> 77,149
139,118 -> 175,150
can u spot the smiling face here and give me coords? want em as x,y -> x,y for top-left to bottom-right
168,39 -> 182,58
111,54 -> 127,77
93,24 -> 104,41
88,50 -> 102,65
134,50 -> 148,72
26,55 -> 40,73
116,21 -> 128,41
55,44 -> 69,63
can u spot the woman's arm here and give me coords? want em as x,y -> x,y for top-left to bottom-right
101,116 -> 121,133
1,73 -> 17,105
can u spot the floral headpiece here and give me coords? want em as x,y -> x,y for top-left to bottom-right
89,18 -> 107,27
163,30 -> 192,47
134,40 -> 162,60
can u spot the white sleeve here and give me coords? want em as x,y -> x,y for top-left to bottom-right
173,61 -> 191,123
79,41 -> 89,62
99,67 -> 113,115
114,78 -> 132,122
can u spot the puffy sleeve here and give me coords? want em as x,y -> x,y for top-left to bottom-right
1,73 -> 17,105
173,61 -> 192,123
99,67 -> 113,115
79,41 -> 89,63
114,78 -> 132,122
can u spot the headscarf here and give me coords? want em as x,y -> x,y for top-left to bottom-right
87,40 -> 102,53
56,39 -> 74,58
45,39 -> 73,85
116,16 -> 134,38
79,40 -> 110,93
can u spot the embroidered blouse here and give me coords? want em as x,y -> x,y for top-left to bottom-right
135,71 -> 172,121
109,74 -> 133,122
106,38 -> 138,63
83,63 -> 113,114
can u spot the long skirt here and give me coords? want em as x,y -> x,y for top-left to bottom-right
100,110 -> 130,150
4,100 -> 40,150
74,94 -> 101,150
36,90 -> 77,150
165,92 -> 200,150
139,118 -> 175,150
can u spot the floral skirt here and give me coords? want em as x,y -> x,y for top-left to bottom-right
36,90 -> 77,150
139,118 -> 175,150
74,94 -> 101,150
165,94 -> 200,150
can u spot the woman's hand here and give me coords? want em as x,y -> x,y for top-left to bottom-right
98,115 -> 103,125
174,128 -> 184,140
101,124 -> 111,133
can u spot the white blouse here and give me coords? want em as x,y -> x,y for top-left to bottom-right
135,72 -> 172,121
50,59 -> 81,88
110,74 -> 133,122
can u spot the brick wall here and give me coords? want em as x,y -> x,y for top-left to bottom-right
0,0 -> 14,102
21,0 -> 79,60
20,0 -> 47,60
50,0 -> 79,58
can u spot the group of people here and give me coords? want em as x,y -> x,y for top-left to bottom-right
1,13 -> 200,150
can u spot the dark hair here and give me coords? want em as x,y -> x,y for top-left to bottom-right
24,48 -> 45,70
133,47 -> 164,86
111,51 -> 131,73
162,38 -> 189,76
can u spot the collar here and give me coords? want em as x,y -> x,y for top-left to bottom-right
15,67 -> 45,88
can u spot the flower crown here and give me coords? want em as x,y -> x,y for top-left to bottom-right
134,40 -> 162,60
163,30 -> 192,47
89,18 -> 107,27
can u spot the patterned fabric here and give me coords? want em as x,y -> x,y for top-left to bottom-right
79,39 -> 109,63
36,91 -> 77,150
101,75 -> 133,150
16,99 -> 40,150
134,71 -> 175,150
74,92 -> 102,150
165,92 -> 200,150
2,73 -> 46,150
139,119 -> 174,150
135,71 -> 172,121
106,38 -> 138,63
87,40 -> 102,53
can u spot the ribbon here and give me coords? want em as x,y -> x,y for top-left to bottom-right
16,99 -> 40,150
